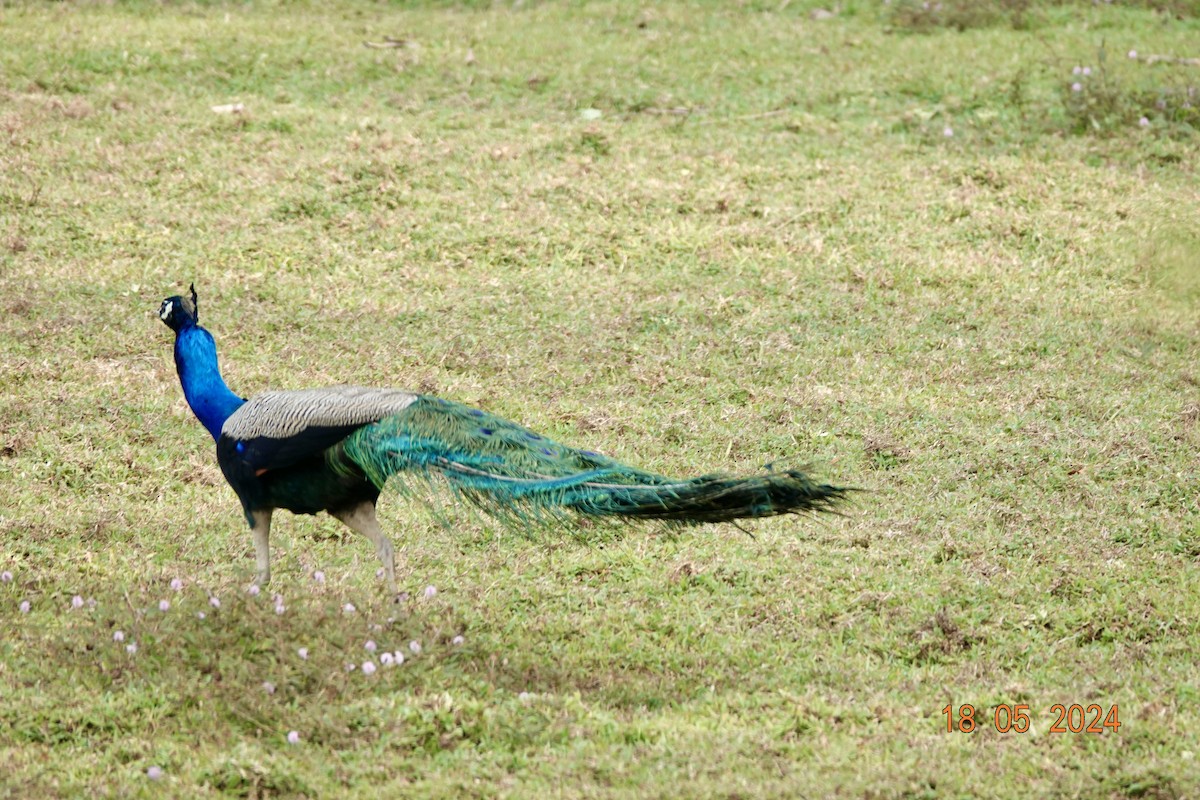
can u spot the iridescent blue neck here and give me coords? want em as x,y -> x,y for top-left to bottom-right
173,323 -> 245,441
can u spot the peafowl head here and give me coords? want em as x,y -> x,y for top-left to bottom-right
159,284 -> 199,332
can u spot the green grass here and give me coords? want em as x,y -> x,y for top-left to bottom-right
1,0 -> 1199,797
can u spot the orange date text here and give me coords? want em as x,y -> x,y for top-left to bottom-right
942,703 -> 1120,734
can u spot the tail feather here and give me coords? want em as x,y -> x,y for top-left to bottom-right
339,396 -> 848,526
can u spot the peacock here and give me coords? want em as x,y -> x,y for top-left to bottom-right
159,286 -> 848,594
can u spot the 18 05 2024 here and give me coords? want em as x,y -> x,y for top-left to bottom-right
943,703 -> 1121,734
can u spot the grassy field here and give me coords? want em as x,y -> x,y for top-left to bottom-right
1,0 -> 1198,796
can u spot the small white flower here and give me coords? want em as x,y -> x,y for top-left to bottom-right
1082,66 -> 1092,76
169,578 -> 183,591
423,585 -> 437,600
146,766 -> 164,781
0,570 -> 12,583
343,603 -> 356,614
452,635 -> 465,646
273,593 -> 283,604
158,600 -> 170,612
286,730 -> 300,744
209,596 -> 221,609
380,652 -> 395,666
364,640 -> 377,653
1071,82 -> 1083,93
274,604 -> 285,615
113,630 -> 125,642
18,600 -> 30,613
262,681 -> 276,694
247,585 -> 260,596
313,570 -> 325,583
942,126 -> 953,138
1072,65 -> 1082,75
408,640 -> 422,654
126,642 -> 138,655
71,595 -> 84,609
1128,50 -> 1138,59
345,662 -> 356,672
297,647 -> 309,660
1139,116 -> 1150,127
518,691 -> 533,703
361,660 -> 377,675
393,650 -> 406,665
196,611 -> 206,620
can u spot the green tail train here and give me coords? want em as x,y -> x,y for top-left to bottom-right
339,396 -> 849,526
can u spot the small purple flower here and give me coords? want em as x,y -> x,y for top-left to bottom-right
345,662 -> 356,672
452,635 -> 465,646
262,681 -> 276,694
196,611 -> 206,620
247,585 -> 260,596
1139,116 -> 1150,127
1072,65 -> 1082,76
71,595 -> 84,609
126,642 -> 138,655
942,126 -> 953,138
113,630 -> 125,642
423,585 -> 437,600
393,650 -> 406,665
146,766 -> 164,781
313,570 -> 325,584
1071,82 -> 1083,93
0,570 -> 12,583
286,730 -> 300,745
274,603 -> 285,615
380,652 -> 395,666
19,600 -> 30,613
1082,66 -> 1092,76
409,640 -> 422,654
1128,50 -> 1137,59
209,596 -> 221,609
364,640 -> 377,653
170,578 -> 183,591
343,603 -> 356,614
361,660 -> 377,676
297,647 -> 309,659
158,600 -> 170,612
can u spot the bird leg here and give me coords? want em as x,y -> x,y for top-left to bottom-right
249,508 -> 273,587
330,502 -> 398,596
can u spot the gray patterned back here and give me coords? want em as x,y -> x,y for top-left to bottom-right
222,386 -> 418,440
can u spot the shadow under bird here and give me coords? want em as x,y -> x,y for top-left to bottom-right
159,286 -> 848,594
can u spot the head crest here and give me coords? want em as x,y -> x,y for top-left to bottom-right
158,284 -> 200,332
